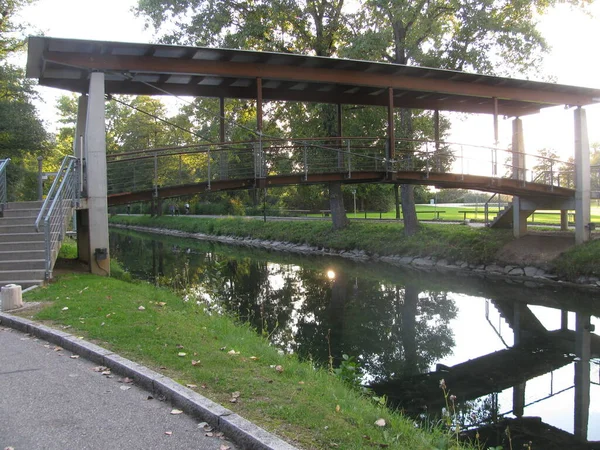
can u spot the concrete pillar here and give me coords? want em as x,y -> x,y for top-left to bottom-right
387,87 -> 395,172
574,313 -> 591,441
84,72 -> 110,276
512,118 -> 528,238
74,95 -> 88,194
512,118 -> 526,181
574,107 -> 591,245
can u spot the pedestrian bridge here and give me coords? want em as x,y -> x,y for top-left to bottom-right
106,137 -> 589,206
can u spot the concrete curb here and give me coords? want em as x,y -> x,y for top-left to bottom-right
0,312 -> 298,450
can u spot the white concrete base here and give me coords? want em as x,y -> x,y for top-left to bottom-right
1,284 -> 23,311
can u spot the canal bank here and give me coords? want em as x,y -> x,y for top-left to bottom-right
109,215 -> 600,290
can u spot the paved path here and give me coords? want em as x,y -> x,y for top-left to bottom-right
0,326 -> 237,450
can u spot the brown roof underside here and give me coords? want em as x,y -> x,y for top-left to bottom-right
26,36 -> 600,117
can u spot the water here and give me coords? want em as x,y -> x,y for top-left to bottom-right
110,228 -> 600,448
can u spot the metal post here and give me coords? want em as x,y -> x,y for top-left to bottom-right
207,147 -> 211,190
153,152 -> 158,198
352,189 -> 357,217
37,156 -> 43,201
303,144 -> 308,181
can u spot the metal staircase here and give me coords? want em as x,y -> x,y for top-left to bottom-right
0,156 -> 79,289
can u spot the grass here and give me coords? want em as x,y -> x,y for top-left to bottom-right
306,204 -> 600,225
23,273 -> 474,450
111,215 -> 513,265
551,238 -> 600,280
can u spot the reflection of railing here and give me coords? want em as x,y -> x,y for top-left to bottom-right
485,299 -> 510,348
106,138 -> 578,197
0,158 -> 9,213
34,156 -> 79,279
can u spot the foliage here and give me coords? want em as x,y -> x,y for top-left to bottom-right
551,238 -> 600,280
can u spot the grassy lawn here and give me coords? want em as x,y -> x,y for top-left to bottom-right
111,215 -> 513,265
23,273 -> 474,450
307,204 -> 600,225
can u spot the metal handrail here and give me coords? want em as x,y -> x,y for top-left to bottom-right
35,156 -> 76,231
0,158 -> 10,213
35,156 -> 79,279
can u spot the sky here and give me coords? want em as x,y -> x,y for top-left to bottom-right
16,0 -> 600,163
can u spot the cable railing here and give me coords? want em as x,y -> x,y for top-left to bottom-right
34,156 -> 79,280
0,158 -> 9,214
106,138 -> 581,198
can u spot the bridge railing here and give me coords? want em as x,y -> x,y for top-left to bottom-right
34,156 -> 79,279
0,158 -> 9,213
106,138 -> 579,197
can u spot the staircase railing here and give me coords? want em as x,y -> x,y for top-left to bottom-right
34,156 -> 79,279
0,158 -> 9,214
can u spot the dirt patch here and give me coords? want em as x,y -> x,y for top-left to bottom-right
495,232 -> 576,267
52,258 -> 90,276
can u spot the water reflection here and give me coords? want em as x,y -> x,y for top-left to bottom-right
110,229 -> 600,449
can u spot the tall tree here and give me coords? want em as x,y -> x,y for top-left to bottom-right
137,0 -> 353,229
342,0 -> 592,234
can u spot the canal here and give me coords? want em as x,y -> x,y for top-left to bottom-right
110,228 -> 600,449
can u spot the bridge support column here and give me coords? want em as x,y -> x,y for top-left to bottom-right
511,118 -> 528,238
83,72 -> 110,276
574,313 -> 591,442
74,95 -> 88,195
574,107 -> 591,244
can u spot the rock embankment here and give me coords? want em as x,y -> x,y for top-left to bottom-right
111,224 -> 600,290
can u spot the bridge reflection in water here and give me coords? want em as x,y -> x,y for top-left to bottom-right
109,228 -> 600,450
106,136 -> 587,206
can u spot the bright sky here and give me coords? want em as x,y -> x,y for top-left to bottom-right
16,0 -> 600,162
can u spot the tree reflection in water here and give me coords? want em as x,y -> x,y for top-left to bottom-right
110,229 -> 456,383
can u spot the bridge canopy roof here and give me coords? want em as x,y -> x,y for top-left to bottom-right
27,36 -> 600,117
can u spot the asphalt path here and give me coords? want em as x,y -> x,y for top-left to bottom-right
0,326 -> 237,450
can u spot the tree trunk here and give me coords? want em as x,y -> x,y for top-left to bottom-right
329,181 -> 349,230
399,108 -> 419,235
401,185 -> 418,235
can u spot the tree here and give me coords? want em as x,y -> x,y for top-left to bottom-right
137,0 -> 353,229
341,0 -> 591,234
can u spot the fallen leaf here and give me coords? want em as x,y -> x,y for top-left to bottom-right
176,344 -> 184,349
205,432 -> 214,437
54,346 -> 62,351
120,386 -> 131,391
191,360 -> 200,366
335,405 -> 341,413
121,377 -> 134,384
101,370 -> 111,376
138,306 -> 146,311
178,352 -> 187,357
157,302 -> 166,307
374,418 -> 386,427
229,391 -> 241,403
93,366 -> 108,372
198,422 -> 213,432
249,356 -> 259,361
164,431 -> 172,436
220,445 -> 231,450
61,307 -> 69,311
170,409 -> 183,415
70,355 -> 80,359
227,349 -> 240,355
275,365 -> 284,373
220,346 -> 227,351
298,381 -> 305,385
201,383 -> 208,389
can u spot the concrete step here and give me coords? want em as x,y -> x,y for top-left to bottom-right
0,280 -> 44,290
0,259 -> 45,271
1,208 -> 41,219
0,233 -> 44,243
0,217 -> 36,226
0,269 -> 46,282
5,201 -> 44,210
0,241 -> 45,252
0,250 -> 45,260
0,224 -> 38,234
